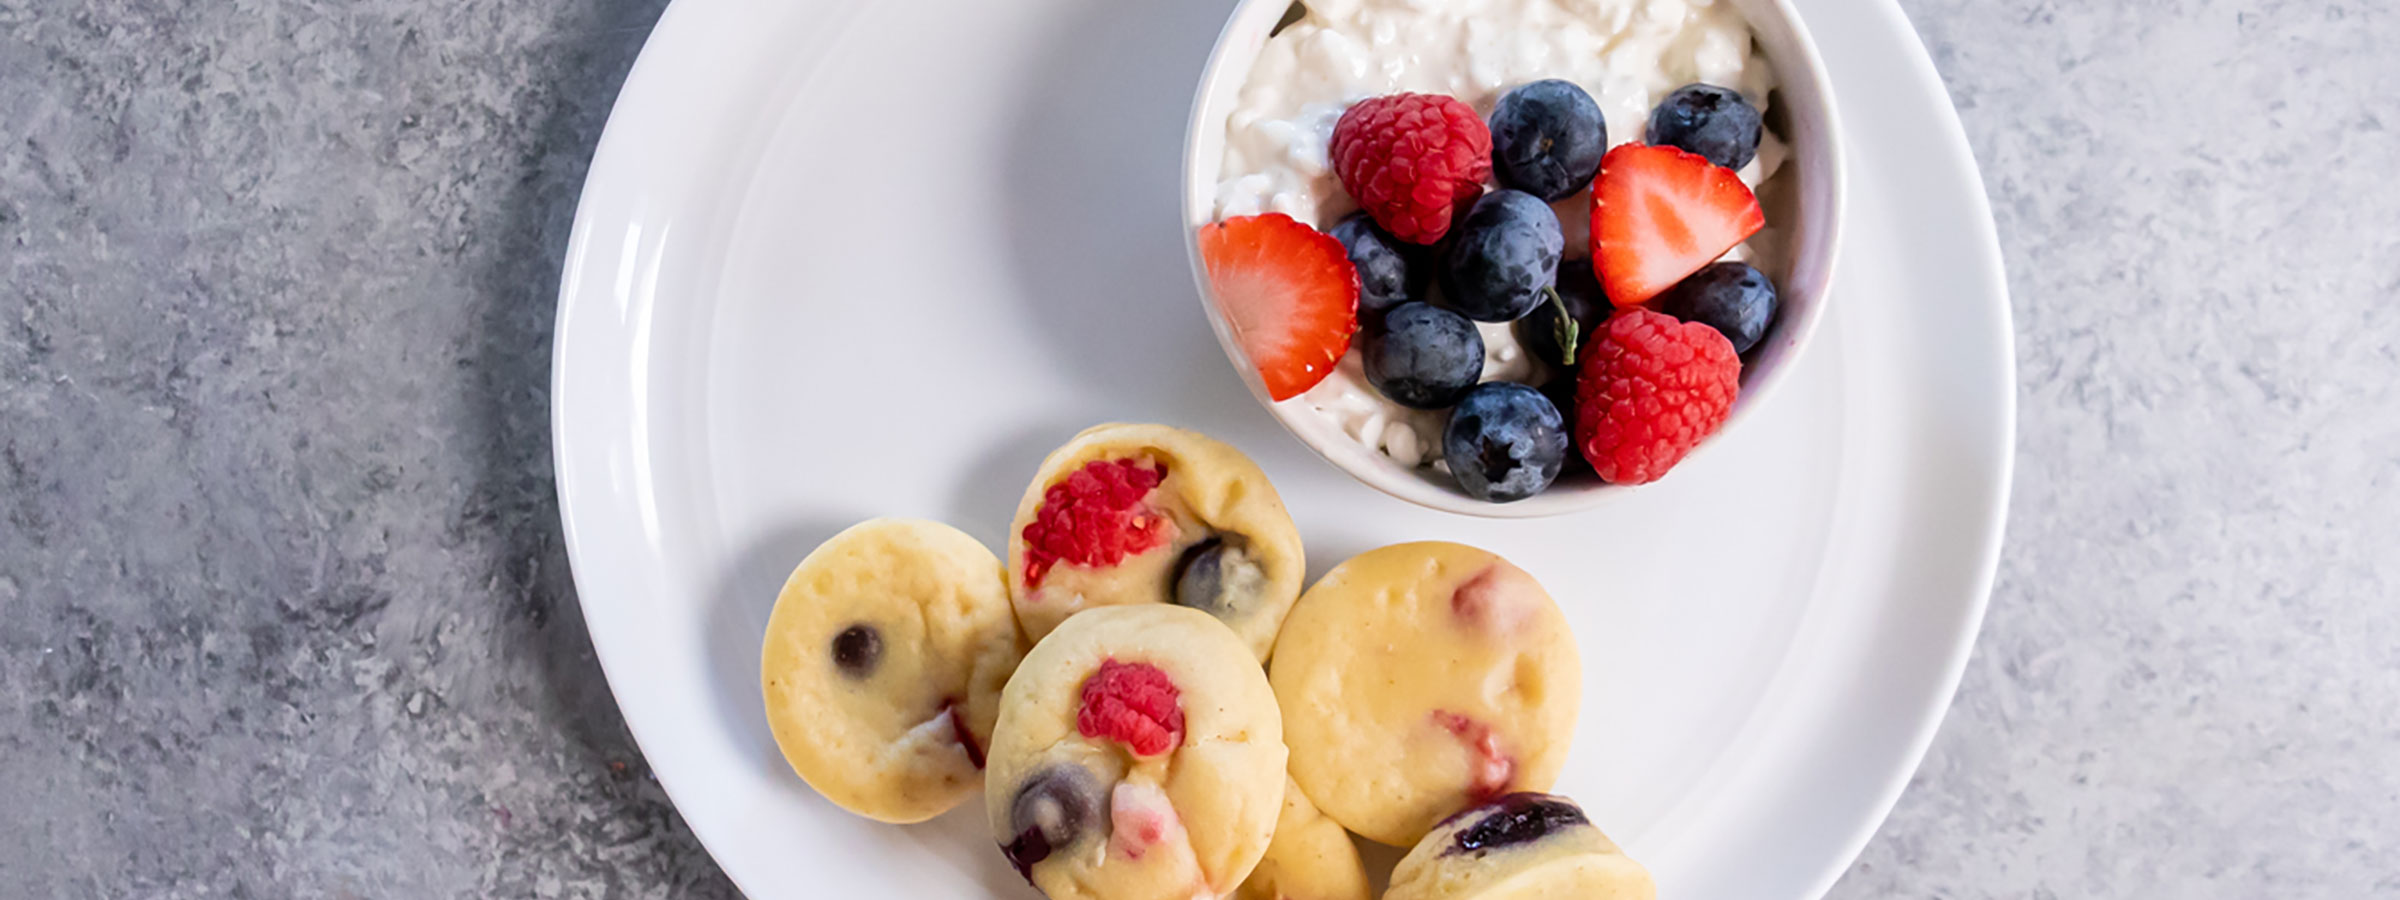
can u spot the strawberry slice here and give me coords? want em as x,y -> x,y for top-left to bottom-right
1199,214 -> 1360,401
1590,143 -> 1764,308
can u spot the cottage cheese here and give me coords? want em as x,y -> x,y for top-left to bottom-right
1213,0 -> 1786,467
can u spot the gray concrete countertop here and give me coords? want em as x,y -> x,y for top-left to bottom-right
3,0 -> 2393,896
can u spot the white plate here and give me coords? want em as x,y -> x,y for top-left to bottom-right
549,0 -> 2014,897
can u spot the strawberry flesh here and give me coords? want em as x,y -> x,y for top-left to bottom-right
1200,214 -> 1360,401
1590,144 -> 1764,308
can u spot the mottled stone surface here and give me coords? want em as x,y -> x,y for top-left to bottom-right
0,0 -> 2393,897
1831,2 -> 2400,898
0,0 -> 724,895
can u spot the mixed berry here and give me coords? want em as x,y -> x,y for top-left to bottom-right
943,697 -> 985,770
830,623 -> 882,678
1660,260 -> 1780,355
1646,83 -> 1765,171
1329,92 -> 1492,245
1576,310 -> 1742,486
1441,189 -> 1564,323
1330,212 -> 1428,324
1019,458 -> 1175,587
1197,214 -> 1360,403
1515,256 -> 1606,370
1075,658 -> 1185,757
1169,535 -> 1265,616
1003,763 -> 1105,878
1443,382 -> 1570,502
1489,79 -> 1608,202
1444,792 -> 1592,855
1364,302 -> 1484,409
1431,710 -> 1516,801
1201,78 -> 1783,500
1588,142 -> 1763,307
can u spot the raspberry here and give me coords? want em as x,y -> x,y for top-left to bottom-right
1575,309 -> 1740,485
1077,659 -> 1185,756
1020,458 -> 1174,588
1330,93 -> 1492,245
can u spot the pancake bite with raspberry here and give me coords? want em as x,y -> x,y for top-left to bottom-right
1232,776 -> 1372,900
758,519 -> 1025,823
1008,423 -> 1305,661
1386,793 -> 1654,900
986,605 -> 1286,900
1269,542 -> 1580,846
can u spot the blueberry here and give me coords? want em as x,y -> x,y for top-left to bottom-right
1002,765 -> 1106,880
1443,383 -> 1569,502
1172,535 -> 1265,616
1513,258 -> 1608,368
831,624 -> 880,678
1658,260 -> 1778,354
1365,302 -> 1484,409
1488,79 -> 1607,202
1447,792 -> 1590,855
1331,213 -> 1427,323
1646,84 -> 1764,171
1440,190 -> 1563,323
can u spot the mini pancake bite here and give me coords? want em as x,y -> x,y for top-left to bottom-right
986,605 -> 1287,900
1232,776 -> 1372,900
758,518 -> 1025,823
1386,793 -> 1654,900
1007,423 -> 1305,661
1269,542 -> 1580,846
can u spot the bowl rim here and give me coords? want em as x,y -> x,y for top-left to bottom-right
1181,0 -> 1847,518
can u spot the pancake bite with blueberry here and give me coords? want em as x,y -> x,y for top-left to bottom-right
1269,542 -> 1580,846
1008,423 -> 1305,661
1232,776 -> 1372,900
1386,793 -> 1653,900
986,605 -> 1287,900
758,518 -> 1025,823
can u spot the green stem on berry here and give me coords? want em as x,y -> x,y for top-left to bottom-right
1545,286 -> 1578,363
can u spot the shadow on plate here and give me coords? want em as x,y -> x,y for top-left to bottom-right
1356,833 -> 1408,894
997,0 -> 1268,431
943,418 -> 1094,553
897,794 -> 1043,898
698,515 -> 866,781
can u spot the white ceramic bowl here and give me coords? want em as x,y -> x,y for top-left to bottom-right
1182,0 -> 1845,518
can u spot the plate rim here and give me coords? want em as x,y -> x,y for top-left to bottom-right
1785,0 -> 2015,894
